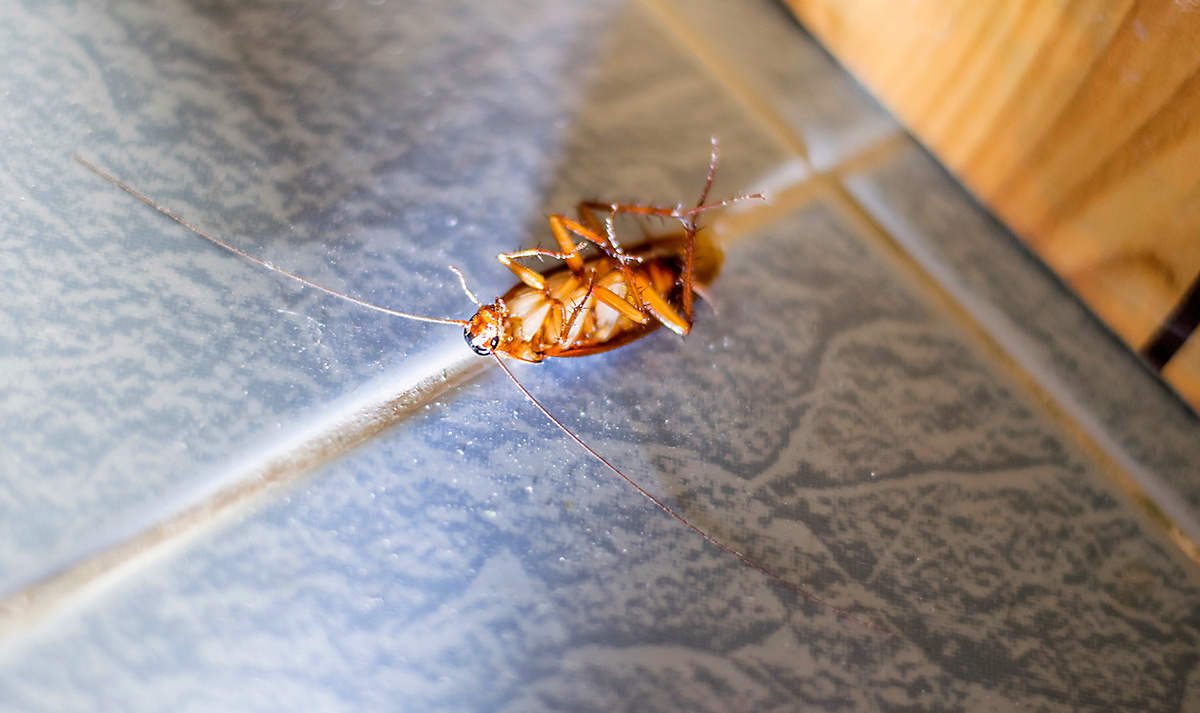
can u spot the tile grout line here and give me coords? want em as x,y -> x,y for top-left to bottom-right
636,0 -> 813,163
639,0 -> 1200,562
29,0 -> 1193,651
0,193 -> 785,646
633,0 -> 911,244
0,347 -> 486,645
765,133 -> 1200,561
822,176 -> 1200,564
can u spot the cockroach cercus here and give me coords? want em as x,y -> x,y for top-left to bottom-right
75,140 -> 893,637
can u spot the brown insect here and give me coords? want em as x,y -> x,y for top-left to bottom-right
75,141 -> 893,637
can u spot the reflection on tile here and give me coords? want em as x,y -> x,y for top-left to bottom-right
1,0 -> 626,585
1,0 -> 797,588
3,198 -> 1197,712
527,0 -> 802,229
843,139 -> 1200,535
646,0 -> 900,170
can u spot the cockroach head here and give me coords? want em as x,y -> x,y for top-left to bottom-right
464,298 -> 507,356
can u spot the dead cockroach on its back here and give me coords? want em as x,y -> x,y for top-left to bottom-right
75,140 -> 894,637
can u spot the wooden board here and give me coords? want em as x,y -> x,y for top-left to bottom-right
786,0 -> 1200,408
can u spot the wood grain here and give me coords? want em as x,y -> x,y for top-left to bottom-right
786,0 -> 1200,407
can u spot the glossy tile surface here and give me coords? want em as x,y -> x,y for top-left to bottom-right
845,142 -> 1200,533
1,0 -> 784,585
7,182 -> 1199,713
1,0 -> 1198,712
3,0 -> 611,584
647,0 -> 899,170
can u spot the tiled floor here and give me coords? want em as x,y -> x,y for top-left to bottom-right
1,1 -> 1198,711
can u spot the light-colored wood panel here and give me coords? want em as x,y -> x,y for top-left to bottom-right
1164,329 -> 1200,409
993,4 -> 1200,229
786,0 -> 1200,406
960,3 -> 1135,193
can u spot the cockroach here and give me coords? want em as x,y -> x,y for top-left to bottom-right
75,141 -> 893,637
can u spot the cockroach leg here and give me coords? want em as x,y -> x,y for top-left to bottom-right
558,282 -> 597,342
554,212 -> 649,313
631,274 -> 688,335
593,284 -> 651,325
498,244 -> 587,292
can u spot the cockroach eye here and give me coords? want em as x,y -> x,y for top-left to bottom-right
464,328 -> 493,356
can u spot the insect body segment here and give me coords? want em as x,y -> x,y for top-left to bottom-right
467,179 -> 732,363
476,224 -> 719,362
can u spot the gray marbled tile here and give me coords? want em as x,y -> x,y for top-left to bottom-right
647,0 -> 899,171
0,0 -> 792,587
2,199 -> 1195,713
843,140 -> 1200,540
